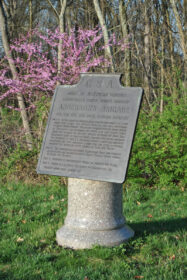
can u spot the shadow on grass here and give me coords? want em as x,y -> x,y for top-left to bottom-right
0,271 -> 13,280
130,217 -> 187,236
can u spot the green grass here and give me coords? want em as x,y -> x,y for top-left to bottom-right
0,182 -> 186,280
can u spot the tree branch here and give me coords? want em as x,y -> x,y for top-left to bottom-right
1,0 -> 9,18
45,0 -> 59,19
59,0 -> 67,18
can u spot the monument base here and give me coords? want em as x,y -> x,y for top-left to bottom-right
56,224 -> 134,249
56,178 -> 134,249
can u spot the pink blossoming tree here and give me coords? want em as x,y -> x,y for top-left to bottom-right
0,27 -> 118,110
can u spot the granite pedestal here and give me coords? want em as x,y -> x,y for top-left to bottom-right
56,178 -> 134,249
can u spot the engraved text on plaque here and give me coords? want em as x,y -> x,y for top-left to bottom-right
37,74 -> 143,183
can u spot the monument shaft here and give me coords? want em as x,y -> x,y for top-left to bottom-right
56,178 -> 134,249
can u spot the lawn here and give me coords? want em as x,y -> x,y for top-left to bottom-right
0,182 -> 186,280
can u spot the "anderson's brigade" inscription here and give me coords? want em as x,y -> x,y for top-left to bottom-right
37,73 -> 143,183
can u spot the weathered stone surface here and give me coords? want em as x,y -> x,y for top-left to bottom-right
37,73 -> 143,183
56,178 -> 134,249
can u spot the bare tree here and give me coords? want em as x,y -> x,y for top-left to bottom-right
170,0 -> 186,93
29,0 -> 32,31
170,0 -> 186,64
93,0 -> 114,72
46,0 -> 67,84
0,1 -> 33,150
119,0 -> 131,86
144,1 -> 151,106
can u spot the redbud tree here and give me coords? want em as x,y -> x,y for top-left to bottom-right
0,27 -> 127,111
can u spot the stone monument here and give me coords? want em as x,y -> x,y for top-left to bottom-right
37,73 -> 143,249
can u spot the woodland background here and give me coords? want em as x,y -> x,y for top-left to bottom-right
0,0 -> 186,188
0,2 -> 186,279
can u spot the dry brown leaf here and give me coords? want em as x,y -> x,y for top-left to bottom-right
147,214 -> 153,218
134,276 -> 144,279
22,220 -> 26,224
137,201 -> 141,205
40,239 -> 46,243
49,195 -> 54,200
17,237 -> 24,242
169,254 -> 175,260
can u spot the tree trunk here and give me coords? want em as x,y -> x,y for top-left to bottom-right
93,0 -> 114,72
170,0 -> 187,95
164,2 -> 176,102
119,0 -> 131,86
29,0 -> 32,31
144,2 -> 151,105
57,0 -> 67,83
0,2 -> 33,150
66,7 -> 71,35
160,35 -> 164,114
166,8 -> 174,69
170,0 -> 186,63
46,0 -> 67,84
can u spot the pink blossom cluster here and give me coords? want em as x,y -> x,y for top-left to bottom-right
0,27 -> 126,110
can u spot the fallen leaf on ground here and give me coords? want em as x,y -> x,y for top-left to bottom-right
17,237 -> 24,242
147,214 -> 153,218
40,239 -> 46,243
169,255 -> 175,260
22,220 -> 26,224
134,276 -> 144,279
49,195 -> 54,200
136,201 -> 141,205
